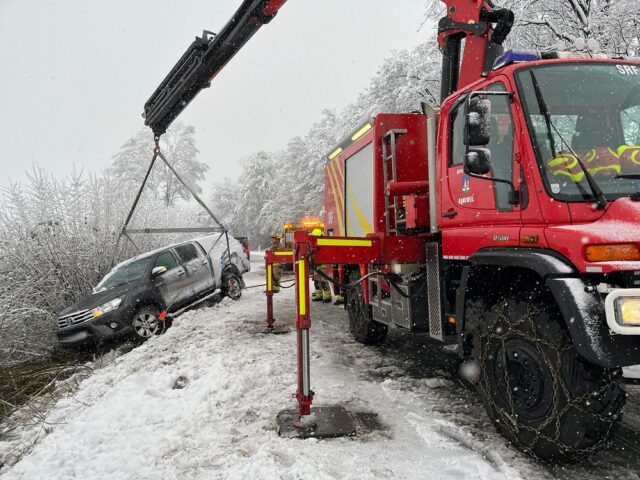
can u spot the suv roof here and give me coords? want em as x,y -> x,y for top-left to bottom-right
114,232 -> 234,269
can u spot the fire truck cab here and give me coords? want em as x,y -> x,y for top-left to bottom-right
321,52 -> 640,460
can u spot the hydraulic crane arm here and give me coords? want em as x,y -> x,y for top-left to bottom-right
438,0 -> 514,101
143,0 -> 288,137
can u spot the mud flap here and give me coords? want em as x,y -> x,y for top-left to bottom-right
548,277 -> 640,368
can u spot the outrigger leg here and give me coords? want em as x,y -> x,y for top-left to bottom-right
276,231 -> 356,439
254,249 -> 291,334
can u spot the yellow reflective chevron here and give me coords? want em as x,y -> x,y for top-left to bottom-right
346,184 -> 374,235
316,238 -> 372,247
298,260 -> 306,315
326,162 -> 345,236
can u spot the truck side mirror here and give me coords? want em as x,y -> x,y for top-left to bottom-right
465,97 -> 491,146
465,148 -> 492,176
152,266 -> 167,277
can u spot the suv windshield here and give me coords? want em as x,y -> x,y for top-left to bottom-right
94,257 -> 151,292
516,63 -> 640,202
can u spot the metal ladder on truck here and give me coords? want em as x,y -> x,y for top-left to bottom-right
381,129 -> 407,235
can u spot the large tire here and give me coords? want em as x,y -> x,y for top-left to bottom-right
345,283 -> 387,345
469,294 -> 625,461
130,305 -> 164,342
222,271 -> 242,301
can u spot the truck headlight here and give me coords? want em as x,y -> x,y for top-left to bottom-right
616,297 -> 640,325
605,289 -> 640,335
91,297 -> 123,318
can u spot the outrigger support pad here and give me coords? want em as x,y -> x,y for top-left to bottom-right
276,406 -> 357,439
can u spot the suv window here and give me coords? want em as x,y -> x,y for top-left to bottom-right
175,244 -> 199,263
153,251 -> 178,270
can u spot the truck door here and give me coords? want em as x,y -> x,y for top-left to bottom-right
150,250 -> 183,310
442,80 -> 525,254
175,243 -> 212,302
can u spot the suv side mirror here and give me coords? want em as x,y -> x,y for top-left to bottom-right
465,97 -> 491,146
465,148 -> 492,176
152,266 -> 167,277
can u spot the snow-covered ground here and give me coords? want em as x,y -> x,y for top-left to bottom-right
2,258 -> 640,479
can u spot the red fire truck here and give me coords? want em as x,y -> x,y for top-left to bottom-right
144,0 -> 640,461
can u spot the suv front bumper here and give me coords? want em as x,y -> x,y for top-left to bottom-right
57,310 -> 132,347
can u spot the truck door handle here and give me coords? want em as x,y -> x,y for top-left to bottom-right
178,269 -> 185,276
442,209 -> 458,218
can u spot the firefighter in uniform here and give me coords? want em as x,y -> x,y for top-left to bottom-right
270,234 -> 284,293
310,228 -> 332,303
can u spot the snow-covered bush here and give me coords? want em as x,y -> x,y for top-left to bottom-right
0,126 -> 210,364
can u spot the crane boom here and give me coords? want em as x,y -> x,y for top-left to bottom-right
143,0 -> 287,137
143,0 -> 513,135
437,0 -> 513,100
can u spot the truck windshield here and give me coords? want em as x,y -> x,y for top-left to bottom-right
516,63 -> 640,202
94,257 -> 151,292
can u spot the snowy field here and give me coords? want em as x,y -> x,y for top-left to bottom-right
2,257 -> 640,480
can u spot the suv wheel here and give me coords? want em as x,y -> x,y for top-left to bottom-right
222,271 -> 242,300
131,306 -> 163,341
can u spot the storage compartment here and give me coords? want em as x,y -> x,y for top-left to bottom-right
370,275 -> 428,331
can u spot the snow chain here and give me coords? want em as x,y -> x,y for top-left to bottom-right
475,301 -> 620,460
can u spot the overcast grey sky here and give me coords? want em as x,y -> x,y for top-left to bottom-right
0,0 -> 431,190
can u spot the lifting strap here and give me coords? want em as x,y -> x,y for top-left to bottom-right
113,136 -> 232,266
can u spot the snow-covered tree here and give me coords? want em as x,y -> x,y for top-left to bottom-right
210,40 -> 441,241
425,0 -> 640,55
110,124 -> 209,206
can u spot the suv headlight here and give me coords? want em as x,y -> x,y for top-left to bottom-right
91,297 -> 123,318
605,289 -> 640,335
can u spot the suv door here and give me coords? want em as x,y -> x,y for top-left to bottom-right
150,250 -> 184,310
175,243 -> 213,301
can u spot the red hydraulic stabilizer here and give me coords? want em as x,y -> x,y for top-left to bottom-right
264,248 -> 293,329
437,0 -> 514,101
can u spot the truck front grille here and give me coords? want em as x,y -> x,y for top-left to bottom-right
57,309 -> 93,329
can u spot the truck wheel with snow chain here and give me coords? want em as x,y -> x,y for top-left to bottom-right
345,279 -> 387,345
468,293 -> 625,461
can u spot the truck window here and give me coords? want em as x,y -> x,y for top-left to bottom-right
153,251 -> 178,270
449,83 -> 516,210
621,105 -> 640,146
175,244 -> 199,263
486,83 -> 515,211
449,103 -> 465,166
